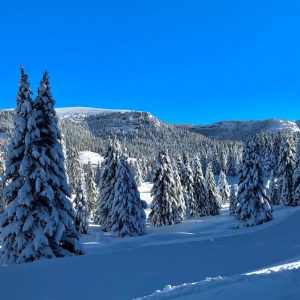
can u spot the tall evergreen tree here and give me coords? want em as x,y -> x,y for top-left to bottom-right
95,162 -> 102,187
193,156 -> 209,216
172,161 -> 186,220
0,67 -> 34,263
149,151 -> 182,226
235,139 -> 272,227
1,70 -> 83,264
0,154 -> 5,214
218,171 -> 230,204
94,143 -> 120,231
292,138 -> 300,206
229,184 -> 238,216
111,154 -> 146,237
268,170 -> 280,205
277,136 -> 296,206
74,178 -> 89,235
66,147 -> 83,194
205,163 -> 221,216
85,160 -> 98,219
181,154 -> 198,218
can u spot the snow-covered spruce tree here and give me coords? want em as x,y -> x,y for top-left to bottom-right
110,154 -> 146,237
73,178 -> 89,235
0,67 -> 34,263
292,138 -> 300,206
268,170 -> 280,205
149,151 -> 183,226
229,184 -> 238,216
66,147 -> 83,194
235,139 -> 272,227
129,159 -> 142,187
94,143 -> 120,231
277,136 -> 296,206
85,160 -> 98,220
205,163 -> 221,216
1,71 -> 83,264
0,154 -> 5,214
181,154 -> 198,218
218,171 -> 230,204
193,156 -> 209,216
172,161 -> 186,220
95,162 -> 102,187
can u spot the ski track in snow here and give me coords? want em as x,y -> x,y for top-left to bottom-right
1,182 -> 300,300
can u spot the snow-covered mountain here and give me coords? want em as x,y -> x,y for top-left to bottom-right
1,107 -> 299,143
177,119 -> 300,140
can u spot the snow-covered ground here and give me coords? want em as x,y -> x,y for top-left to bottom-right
56,107 -> 132,118
78,151 -> 104,166
1,182 -> 300,300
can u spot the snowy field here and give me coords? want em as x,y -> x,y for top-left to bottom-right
1,182 -> 300,300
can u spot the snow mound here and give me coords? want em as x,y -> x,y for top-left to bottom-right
79,151 -> 103,166
137,260 -> 300,300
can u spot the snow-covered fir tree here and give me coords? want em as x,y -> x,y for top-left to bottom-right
94,143 -> 120,231
229,184 -> 238,216
129,159 -> 142,187
193,156 -> 209,216
85,160 -> 98,219
181,154 -> 198,218
292,138 -> 300,206
0,67 -> 34,263
0,154 -> 5,214
277,136 -> 296,206
73,178 -> 89,235
172,159 -> 186,220
218,170 -> 230,204
205,163 -> 221,216
110,154 -> 146,237
66,147 -> 83,194
1,70 -> 83,264
95,162 -> 102,187
149,150 -> 183,226
235,139 -> 272,227
268,170 -> 280,205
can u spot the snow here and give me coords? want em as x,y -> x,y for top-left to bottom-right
1,182 -> 300,299
56,107 -> 132,118
138,260 -> 300,299
78,151 -> 104,166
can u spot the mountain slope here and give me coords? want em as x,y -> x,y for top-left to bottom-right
177,119 -> 300,140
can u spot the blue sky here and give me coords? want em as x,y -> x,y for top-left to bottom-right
0,0 -> 300,124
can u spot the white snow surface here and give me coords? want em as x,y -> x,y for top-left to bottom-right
78,151 -> 104,166
56,106 -> 132,118
1,182 -> 300,299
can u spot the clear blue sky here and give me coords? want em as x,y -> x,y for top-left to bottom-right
0,0 -> 300,124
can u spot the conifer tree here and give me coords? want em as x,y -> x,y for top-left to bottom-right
0,154 -> 5,214
172,161 -> 186,220
1,70 -> 83,264
292,139 -> 300,206
181,154 -> 198,218
149,151 -> 182,226
111,154 -> 146,237
205,163 -> 221,216
66,147 -> 83,194
74,178 -> 89,235
277,136 -> 296,206
95,162 -> 102,187
193,157 -> 209,216
218,170 -> 230,204
229,184 -> 238,216
94,143 -> 120,231
235,139 -> 272,227
268,170 -> 280,205
85,160 -> 98,219
0,67 -> 34,263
